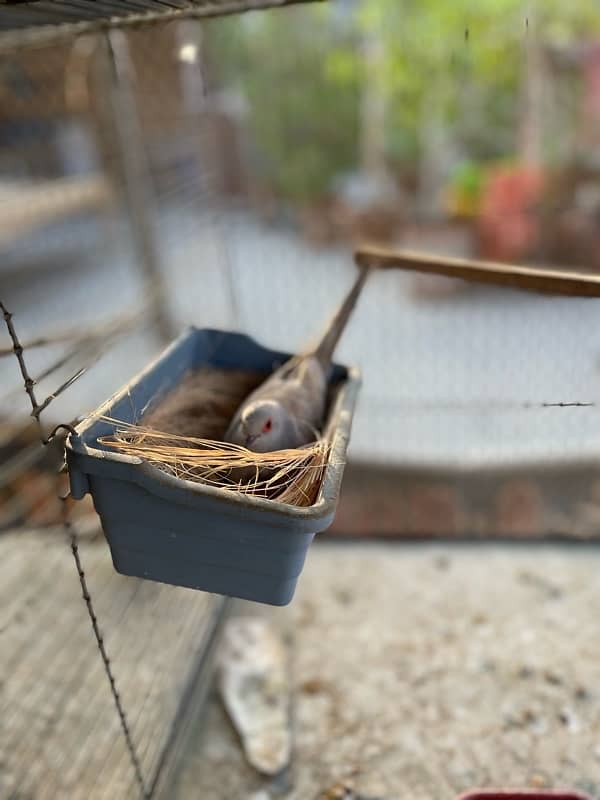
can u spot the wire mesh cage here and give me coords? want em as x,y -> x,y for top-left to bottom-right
0,3 -> 330,798
180,4 -> 600,541
3,0 -> 600,796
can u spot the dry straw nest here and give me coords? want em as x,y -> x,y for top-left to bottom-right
97,367 -> 332,508
99,420 -> 330,507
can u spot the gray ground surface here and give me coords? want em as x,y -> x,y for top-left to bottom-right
0,528 -> 222,800
2,208 -> 600,467
175,541 -> 600,800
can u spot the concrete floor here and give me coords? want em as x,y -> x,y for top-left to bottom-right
175,541 -> 600,800
0,529 -> 223,800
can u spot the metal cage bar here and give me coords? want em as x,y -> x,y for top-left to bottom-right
0,0 -> 324,50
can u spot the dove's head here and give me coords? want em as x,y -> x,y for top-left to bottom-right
238,399 -> 291,452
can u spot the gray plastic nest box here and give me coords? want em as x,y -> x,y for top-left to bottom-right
66,328 -> 361,606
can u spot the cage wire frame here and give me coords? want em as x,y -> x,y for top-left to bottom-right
4,2 -> 600,796
0,33 -> 230,790
0,2 -> 319,795
1,305 -> 153,798
5,253 -> 600,797
0,0 -> 324,49
0,24 -> 245,800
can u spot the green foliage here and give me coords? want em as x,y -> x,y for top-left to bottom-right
373,0 -> 523,163
446,158 -> 487,216
205,1 -> 600,201
451,159 -> 485,199
369,0 -> 600,165
205,8 -> 360,204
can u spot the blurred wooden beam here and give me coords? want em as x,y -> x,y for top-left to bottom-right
355,247 -> 600,298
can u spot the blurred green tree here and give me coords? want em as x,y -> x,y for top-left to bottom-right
205,6 -> 361,205
205,0 -> 600,205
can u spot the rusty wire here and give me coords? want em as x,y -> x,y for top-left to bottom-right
62,496 -> 149,799
1,301 -> 44,434
0,302 -> 152,358
0,298 -> 150,799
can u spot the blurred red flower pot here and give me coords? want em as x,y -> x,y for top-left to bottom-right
476,164 -> 545,262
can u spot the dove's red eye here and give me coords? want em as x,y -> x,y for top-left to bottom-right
262,419 -> 272,433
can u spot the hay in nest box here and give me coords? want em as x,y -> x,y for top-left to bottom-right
98,367 -> 333,508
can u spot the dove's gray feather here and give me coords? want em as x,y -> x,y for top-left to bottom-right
225,265 -> 371,452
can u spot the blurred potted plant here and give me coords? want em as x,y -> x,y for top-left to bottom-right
476,161 -> 545,262
445,159 -> 486,220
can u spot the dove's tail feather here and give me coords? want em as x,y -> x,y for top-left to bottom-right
310,264 -> 372,370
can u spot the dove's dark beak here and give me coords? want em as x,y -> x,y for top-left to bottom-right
245,434 -> 258,449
